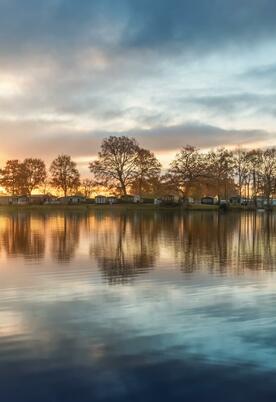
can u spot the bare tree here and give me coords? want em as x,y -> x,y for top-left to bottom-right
233,149 -> 250,198
81,179 -> 95,198
131,148 -> 161,197
89,136 -> 139,196
207,148 -> 235,202
259,148 -> 276,206
50,155 -> 80,197
0,160 -> 26,195
167,146 -> 206,197
246,149 -> 263,204
22,158 -> 47,195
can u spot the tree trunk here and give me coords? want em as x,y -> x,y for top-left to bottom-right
139,178 -> 142,198
121,182 -> 127,196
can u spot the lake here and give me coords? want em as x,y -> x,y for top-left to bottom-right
0,209 -> 276,401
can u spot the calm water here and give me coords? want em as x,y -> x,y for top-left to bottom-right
1,209 -> 276,401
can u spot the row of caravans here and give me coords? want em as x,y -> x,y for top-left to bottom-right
0,194 -> 275,207
0,194 -> 52,205
201,196 -> 276,208
0,194 -> 212,206
0,194 -> 87,205
0,194 -> 183,206
0,194 -> 145,206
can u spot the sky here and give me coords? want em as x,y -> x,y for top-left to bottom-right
1,0 -> 276,173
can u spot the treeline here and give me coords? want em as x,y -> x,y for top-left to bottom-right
1,136 -> 276,201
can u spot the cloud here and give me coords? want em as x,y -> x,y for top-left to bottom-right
0,120 -> 271,162
0,0 -> 276,165
175,93 -> 276,120
121,0 -> 276,54
2,0 -> 276,59
240,63 -> 276,89
132,123 -> 273,151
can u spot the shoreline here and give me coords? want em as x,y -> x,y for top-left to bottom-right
0,204 -> 274,212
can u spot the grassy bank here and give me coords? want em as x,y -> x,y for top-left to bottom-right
0,203 -> 271,212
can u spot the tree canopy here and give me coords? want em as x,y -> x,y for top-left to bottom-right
50,155 -> 80,197
22,158 -> 47,195
1,137 -> 276,204
89,136 -> 140,196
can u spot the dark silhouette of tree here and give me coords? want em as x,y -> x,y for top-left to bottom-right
50,155 -> 80,197
233,149 -> 250,198
0,141 -> 276,202
131,148 -> 161,197
246,149 -> 263,203
89,136 -> 139,196
81,178 -> 95,198
167,146 -> 206,197
259,148 -> 276,206
0,160 -> 26,195
22,158 -> 47,195
206,148 -> 235,202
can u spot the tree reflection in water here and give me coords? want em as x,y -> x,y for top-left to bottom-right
0,210 -> 275,276
0,212 -> 45,260
50,213 -> 81,263
89,211 -> 161,284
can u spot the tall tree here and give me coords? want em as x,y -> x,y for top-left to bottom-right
207,148 -> 235,201
0,160 -> 26,195
22,158 -> 47,195
89,136 -> 139,196
167,146 -> 206,197
81,179 -> 95,198
50,155 -> 80,197
131,148 -> 161,197
246,149 -> 263,203
259,148 -> 276,205
233,149 -> 250,198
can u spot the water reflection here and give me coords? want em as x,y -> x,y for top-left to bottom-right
0,210 -> 275,275
89,212 -> 158,284
0,212 -> 45,260
0,210 -> 276,401
50,214 -> 81,263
